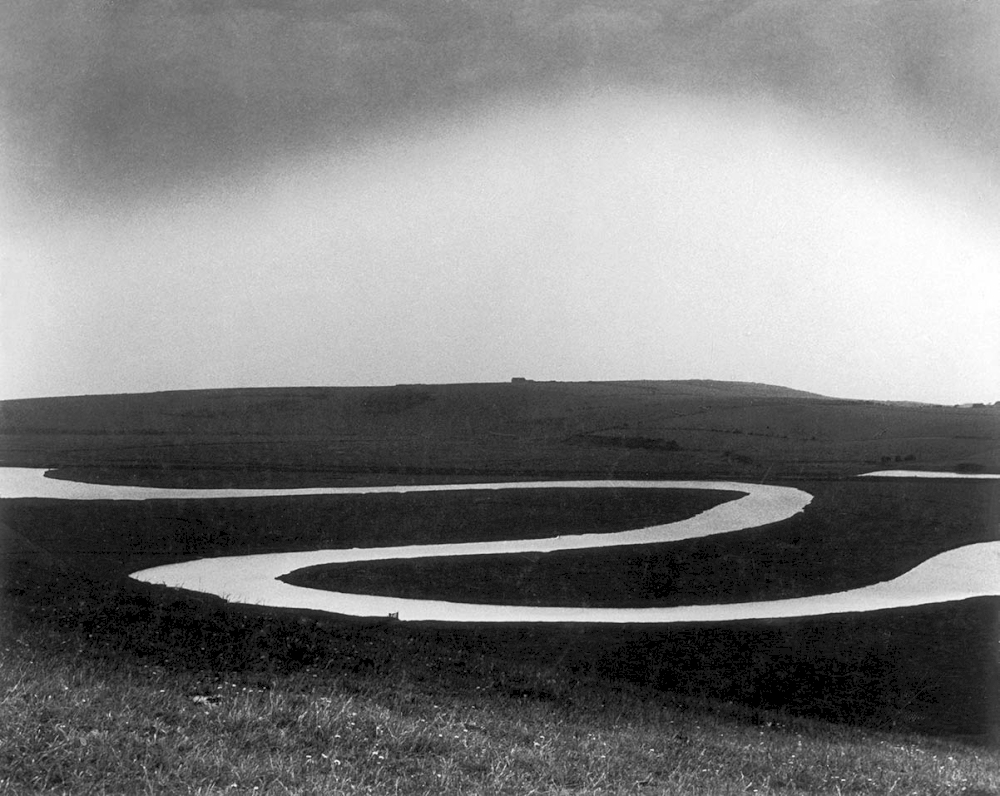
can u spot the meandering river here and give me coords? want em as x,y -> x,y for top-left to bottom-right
1,467 -> 997,623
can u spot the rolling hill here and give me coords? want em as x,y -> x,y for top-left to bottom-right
0,380 -> 996,484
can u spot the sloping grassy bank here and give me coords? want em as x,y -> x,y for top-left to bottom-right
2,578 -> 999,796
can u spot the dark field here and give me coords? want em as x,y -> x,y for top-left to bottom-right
285,479 -> 999,606
3,477 -> 998,743
0,487 -> 737,579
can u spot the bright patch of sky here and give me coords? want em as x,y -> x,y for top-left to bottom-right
2,1 -> 998,403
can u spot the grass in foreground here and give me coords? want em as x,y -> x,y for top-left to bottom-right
2,614 -> 999,796
1,564 -> 999,796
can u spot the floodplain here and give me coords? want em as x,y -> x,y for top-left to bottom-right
1,381 -> 998,793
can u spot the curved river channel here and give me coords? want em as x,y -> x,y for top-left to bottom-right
2,467 -> 998,623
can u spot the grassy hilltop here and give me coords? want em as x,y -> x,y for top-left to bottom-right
1,381 -> 999,794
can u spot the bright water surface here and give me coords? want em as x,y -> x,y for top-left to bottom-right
860,470 -> 1000,479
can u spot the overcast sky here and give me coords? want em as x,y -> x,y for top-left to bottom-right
2,0 -> 999,403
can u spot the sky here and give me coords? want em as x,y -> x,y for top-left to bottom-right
2,0 -> 999,404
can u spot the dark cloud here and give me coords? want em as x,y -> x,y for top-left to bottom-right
3,0 -> 998,209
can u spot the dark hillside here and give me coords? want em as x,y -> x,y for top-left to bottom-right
1,381 -> 996,483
